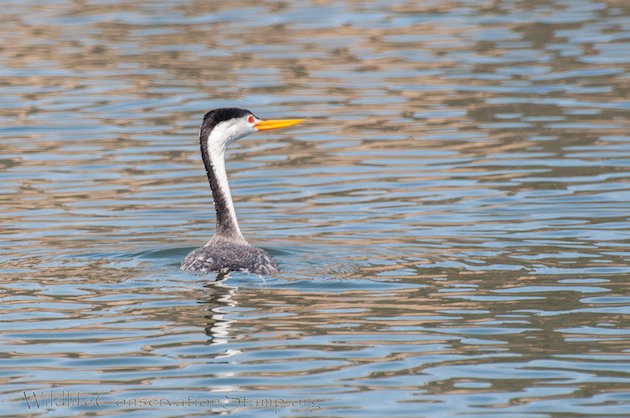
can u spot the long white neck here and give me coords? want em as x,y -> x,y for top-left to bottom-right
201,132 -> 246,244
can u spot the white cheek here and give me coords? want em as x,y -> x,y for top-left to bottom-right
228,120 -> 253,140
206,118 -> 256,153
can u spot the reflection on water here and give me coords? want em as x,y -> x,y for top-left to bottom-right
1,0 -> 629,416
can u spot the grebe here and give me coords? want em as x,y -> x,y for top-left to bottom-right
181,108 -> 304,274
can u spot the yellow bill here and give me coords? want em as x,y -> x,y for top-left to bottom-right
255,118 -> 305,132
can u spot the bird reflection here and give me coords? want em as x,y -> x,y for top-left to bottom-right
200,273 -> 238,347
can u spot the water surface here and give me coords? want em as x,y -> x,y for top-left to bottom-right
1,0 -> 629,416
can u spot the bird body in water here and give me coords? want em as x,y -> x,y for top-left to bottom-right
181,108 -> 304,275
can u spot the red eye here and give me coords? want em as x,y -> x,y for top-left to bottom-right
247,115 -> 254,123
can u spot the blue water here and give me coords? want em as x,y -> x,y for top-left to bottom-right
1,0 -> 629,416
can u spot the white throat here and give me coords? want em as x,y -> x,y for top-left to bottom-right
202,119 -> 254,243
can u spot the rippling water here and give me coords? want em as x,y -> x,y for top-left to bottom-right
1,0 -> 629,416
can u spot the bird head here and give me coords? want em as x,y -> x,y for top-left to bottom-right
201,108 -> 304,150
